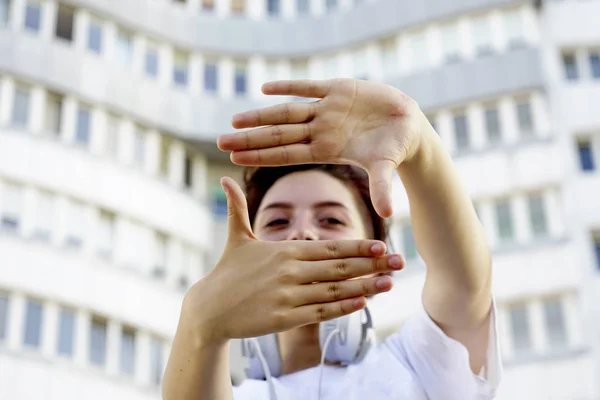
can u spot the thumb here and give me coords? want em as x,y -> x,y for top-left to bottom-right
221,177 -> 255,244
367,160 -> 396,219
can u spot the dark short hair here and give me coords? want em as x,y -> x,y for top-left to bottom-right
243,164 -> 388,243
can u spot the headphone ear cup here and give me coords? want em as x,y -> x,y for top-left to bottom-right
319,308 -> 374,365
241,334 -> 283,380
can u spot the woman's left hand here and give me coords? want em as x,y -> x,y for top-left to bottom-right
217,78 -> 432,218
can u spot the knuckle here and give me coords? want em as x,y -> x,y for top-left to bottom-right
327,282 -> 341,301
372,257 -> 382,273
334,260 -> 351,280
275,264 -> 298,284
275,287 -> 294,306
315,305 -> 328,322
271,310 -> 288,331
270,125 -> 283,145
325,241 -> 340,258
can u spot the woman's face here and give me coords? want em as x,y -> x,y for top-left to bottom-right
253,170 -> 372,242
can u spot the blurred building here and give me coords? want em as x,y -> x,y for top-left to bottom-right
0,0 -> 599,399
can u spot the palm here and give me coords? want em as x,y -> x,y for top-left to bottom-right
217,79 -> 425,218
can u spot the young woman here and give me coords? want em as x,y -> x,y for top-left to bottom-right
162,79 -> 501,399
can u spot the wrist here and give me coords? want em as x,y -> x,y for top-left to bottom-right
180,288 -> 229,348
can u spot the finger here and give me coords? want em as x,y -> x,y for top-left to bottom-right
367,160 -> 396,218
230,102 -> 317,130
298,275 -> 393,305
217,124 -> 311,152
294,239 -> 386,261
221,177 -> 255,244
287,297 -> 367,327
261,80 -> 332,99
230,143 -> 319,166
298,254 -> 404,284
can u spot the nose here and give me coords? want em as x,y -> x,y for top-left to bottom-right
286,216 -> 319,241
286,229 -> 319,241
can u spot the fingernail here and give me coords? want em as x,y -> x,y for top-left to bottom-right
388,256 -> 403,269
353,298 -> 365,308
376,277 -> 391,290
371,243 -> 384,254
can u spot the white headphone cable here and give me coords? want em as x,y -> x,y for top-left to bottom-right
248,338 -> 278,400
317,328 -> 340,400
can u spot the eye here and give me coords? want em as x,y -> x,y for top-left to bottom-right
321,217 -> 344,226
266,218 -> 289,227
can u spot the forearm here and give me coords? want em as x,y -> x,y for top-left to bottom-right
162,297 -> 233,400
397,124 -> 492,325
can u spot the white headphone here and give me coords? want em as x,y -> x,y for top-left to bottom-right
241,307 -> 375,380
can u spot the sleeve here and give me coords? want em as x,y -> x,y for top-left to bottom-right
383,299 -> 502,400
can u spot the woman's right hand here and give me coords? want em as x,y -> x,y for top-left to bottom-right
183,177 -> 405,345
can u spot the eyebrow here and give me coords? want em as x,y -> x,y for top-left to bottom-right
260,201 -> 349,212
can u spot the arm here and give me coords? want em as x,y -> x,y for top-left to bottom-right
162,294 -> 233,400
397,122 -> 492,374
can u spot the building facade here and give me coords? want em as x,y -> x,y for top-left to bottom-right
0,0 -> 599,399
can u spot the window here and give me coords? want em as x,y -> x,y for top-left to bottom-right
149,337 -> 163,385
201,0 -> 215,11
55,4 -> 74,42
402,224 -> 418,261
353,47 -> 368,79
594,234 -> 600,270
563,54 -> 579,81
234,63 -> 247,96
159,136 -> 170,177
24,1 -> 42,32
12,86 -> 30,127
578,140 -> 595,171
381,38 -> 397,77
323,56 -> 338,79
495,199 -> 514,242
0,293 -> 9,341
516,100 -> 534,137
504,9 -> 525,49
291,59 -> 308,80
145,41 -> 159,78
410,33 -> 429,71
325,0 -> 337,12
441,24 -> 461,64
267,0 -> 279,15
133,126 -> 145,169
154,233 -> 167,278
75,106 -> 91,146
509,304 -> 532,353
590,52 -> 600,79
173,50 -> 189,87
204,62 -> 218,93
297,0 -> 309,14
473,16 -> 493,56
120,326 -> 136,376
184,154 -> 193,188
211,186 -> 228,217
528,193 -> 548,238
65,200 -> 84,248
97,211 -> 115,260
1,183 -> 23,234
23,299 -> 43,348
484,106 -> 502,145
0,0 -> 9,27
44,92 -> 62,136
105,114 -> 119,158
87,18 -> 103,54
57,308 -> 75,357
33,191 -> 54,242
544,299 -> 567,349
116,29 -> 133,67
231,0 -> 244,14
453,114 -> 470,151
89,317 -> 107,366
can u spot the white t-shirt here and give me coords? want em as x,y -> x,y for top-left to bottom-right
233,302 -> 502,400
